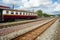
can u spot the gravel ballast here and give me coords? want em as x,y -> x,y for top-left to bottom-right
35,19 -> 59,40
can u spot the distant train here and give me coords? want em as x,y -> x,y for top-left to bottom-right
0,5 -> 37,22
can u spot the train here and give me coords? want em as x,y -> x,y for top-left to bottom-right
0,5 -> 37,22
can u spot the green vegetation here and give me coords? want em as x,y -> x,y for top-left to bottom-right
36,10 -> 43,17
36,10 -> 54,17
57,14 -> 60,16
43,13 -> 52,17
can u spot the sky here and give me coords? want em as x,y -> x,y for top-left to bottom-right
0,0 -> 60,15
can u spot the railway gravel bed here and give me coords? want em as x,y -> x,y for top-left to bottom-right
54,19 -> 60,40
35,19 -> 59,40
11,18 -> 57,40
0,18 -> 57,40
0,18 -> 45,29
0,18 -> 49,36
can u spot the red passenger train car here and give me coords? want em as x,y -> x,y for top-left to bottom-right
0,5 -> 37,22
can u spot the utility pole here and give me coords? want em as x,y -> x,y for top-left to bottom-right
13,4 -> 14,9
32,7 -> 34,13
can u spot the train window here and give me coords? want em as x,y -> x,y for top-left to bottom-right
20,12 -> 22,15
11,12 -> 14,14
26,13 -> 27,15
6,11 -> 9,14
23,12 -> 25,15
29,13 -> 30,15
32,13 -> 33,15
16,12 -> 18,14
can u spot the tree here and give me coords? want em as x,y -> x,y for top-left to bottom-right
36,10 -> 43,17
36,10 -> 54,17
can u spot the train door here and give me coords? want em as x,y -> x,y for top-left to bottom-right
0,9 -> 3,22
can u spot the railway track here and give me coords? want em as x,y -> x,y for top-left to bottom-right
0,17 -> 57,40
12,18 -> 57,40
0,19 -> 46,36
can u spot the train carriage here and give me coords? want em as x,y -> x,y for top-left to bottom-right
0,5 -> 37,22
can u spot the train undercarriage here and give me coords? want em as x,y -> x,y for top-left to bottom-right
0,15 -> 37,22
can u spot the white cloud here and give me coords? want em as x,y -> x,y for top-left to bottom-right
2,0 -> 52,8
2,0 -> 60,14
22,0 -> 28,3
21,0 -> 52,8
2,0 -> 22,6
54,4 -> 60,11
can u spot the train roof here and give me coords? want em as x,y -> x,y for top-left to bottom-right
0,5 -> 10,9
4,9 -> 34,13
5,9 -> 27,12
